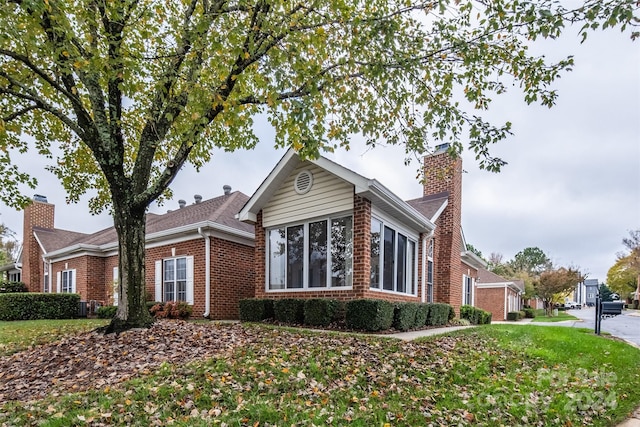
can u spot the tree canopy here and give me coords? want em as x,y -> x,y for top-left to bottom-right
534,267 -> 583,315
1,0 -> 637,330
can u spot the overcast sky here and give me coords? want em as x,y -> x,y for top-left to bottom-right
1,27 -> 638,284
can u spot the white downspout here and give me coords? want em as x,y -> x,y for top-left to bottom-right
198,227 -> 211,318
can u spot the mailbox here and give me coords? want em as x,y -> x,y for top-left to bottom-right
601,301 -> 624,316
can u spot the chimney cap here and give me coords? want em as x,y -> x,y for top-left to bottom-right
33,194 -> 48,203
434,143 -> 450,154
223,185 -> 232,195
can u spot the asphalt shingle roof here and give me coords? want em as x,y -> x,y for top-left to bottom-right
405,191 -> 449,222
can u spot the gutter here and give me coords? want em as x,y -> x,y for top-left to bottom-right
198,227 -> 211,318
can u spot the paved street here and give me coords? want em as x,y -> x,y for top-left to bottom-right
563,307 -> 640,347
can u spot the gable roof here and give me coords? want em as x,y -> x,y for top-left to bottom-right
477,268 -> 525,293
39,191 -> 253,259
406,192 -> 449,223
237,149 -> 435,233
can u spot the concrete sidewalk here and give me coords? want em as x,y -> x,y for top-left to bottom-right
382,322 -> 640,426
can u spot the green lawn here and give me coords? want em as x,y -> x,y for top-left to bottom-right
533,308 -> 580,322
0,318 -> 109,356
1,322 -> 639,426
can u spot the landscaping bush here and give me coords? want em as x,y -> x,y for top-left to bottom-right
426,303 -> 452,326
414,304 -> 430,328
448,305 -> 456,322
460,305 -> 492,325
96,305 -> 118,319
149,301 -> 192,319
0,293 -> 81,320
303,299 -> 339,327
345,299 -> 394,331
523,308 -> 535,318
239,298 -> 275,322
506,311 -> 522,321
274,299 -> 305,324
393,302 -> 419,332
0,281 -> 27,293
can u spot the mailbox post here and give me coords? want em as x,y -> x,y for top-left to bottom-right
595,291 -> 624,335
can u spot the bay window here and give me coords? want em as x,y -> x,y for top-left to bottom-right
267,215 -> 352,290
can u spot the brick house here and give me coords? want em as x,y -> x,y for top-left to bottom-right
17,189 -> 254,319
475,268 -> 524,320
238,145 -> 486,313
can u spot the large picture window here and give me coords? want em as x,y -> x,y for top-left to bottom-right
267,215 -> 352,290
370,218 -> 418,295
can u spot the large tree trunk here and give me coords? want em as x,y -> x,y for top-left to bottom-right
104,201 -> 154,333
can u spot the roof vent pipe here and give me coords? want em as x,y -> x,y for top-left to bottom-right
194,194 -> 202,204
178,199 -> 186,208
223,185 -> 231,195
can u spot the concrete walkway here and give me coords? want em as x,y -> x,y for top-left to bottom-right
383,322 -> 640,426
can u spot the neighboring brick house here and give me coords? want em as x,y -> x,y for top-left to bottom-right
475,268 -> 524,320
237,145 -> 486,313
17,190 -> 254,319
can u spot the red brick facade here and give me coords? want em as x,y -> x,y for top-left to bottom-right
476,287 -> 506,320
21,200 -> 54,292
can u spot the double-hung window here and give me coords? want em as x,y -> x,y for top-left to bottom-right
427,240 -> 434,302
43,262 -> 49,293
57,269 -> 75,293
267,215 -> 353,290
370,217 -> 418,295
154,256 -> 194,304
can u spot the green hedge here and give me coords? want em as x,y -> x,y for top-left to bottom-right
239,298 -> 275,322
415,304 -> 430,327
274,299 -> 305,324
0,281 -> 27,293
460,305 -> 492,325
96,305 -> 118,319
426,303 -> 452,326
393,302 -> 419,331
506,311 -> 522,321
304,299 -> 339,327
0,293 -> 81,320
523,308 -> 535,318
345,299 -> 394,331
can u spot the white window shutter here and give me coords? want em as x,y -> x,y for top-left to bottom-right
154,260 -> 162,302
186,256 -> 194,305
71,269 -> 77,293
56,271 -> 61,293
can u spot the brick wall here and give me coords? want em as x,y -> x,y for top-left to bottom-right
423,150 -> 463,314
476,287 -> 506,320
21,200 -> 54,292
50,256 -> 106,302
210,237 -> 255,320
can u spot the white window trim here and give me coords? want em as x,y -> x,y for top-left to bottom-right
57,269 -> 76,294
463,274 -> 474,306
265,214 -> 353,292
154,256 -> 194,304
370,214 -> 419,297
112,266 -> 119,306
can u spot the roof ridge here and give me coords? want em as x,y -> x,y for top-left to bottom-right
208,191 -> 240,222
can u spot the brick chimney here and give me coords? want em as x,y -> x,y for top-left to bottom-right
423,144 -> 463,312
22,195 -> 54,292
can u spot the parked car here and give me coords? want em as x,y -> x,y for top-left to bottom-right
565,302 -> 582,310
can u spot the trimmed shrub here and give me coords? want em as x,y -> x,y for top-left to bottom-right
448,305 -> 456,322
0,293 -> 81,320
150,301 -> 192,319
239,298 -> 275,322
393,302 -> 419,332
414,304 -> 430,328
96,305 -> 118,319
480,310 -> 492,324
345,299 -> 394,331
274,299 -> 305,324
0,281 -> 27,293
506,311 -> 522,321
426,303 -> 452,326
460,305 -> 492,325
523,308 -> 535,318
303,299 -> 339,326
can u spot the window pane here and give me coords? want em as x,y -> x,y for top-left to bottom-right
164,259 -> 174,281
408,240 -> 416,294
268,229 -> 286,289
308,220 -> 327,287
331,216 -> 352,287
287,225 -> 304,288
164,282 -> 175,301
396,234 -> 407,293
427,260 -> 433,302
177,280 -> 187,301
176,258 -> 187,280
370,218 -> 381,289
383,226 -> 395,290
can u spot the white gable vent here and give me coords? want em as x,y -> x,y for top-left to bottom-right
294,170 -> 313,195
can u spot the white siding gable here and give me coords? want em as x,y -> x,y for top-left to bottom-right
262,162 -> 353,227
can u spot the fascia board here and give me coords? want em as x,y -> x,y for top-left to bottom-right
461,251 -> 488,269
365,180 -> 435,232
430,199 -> 448,222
